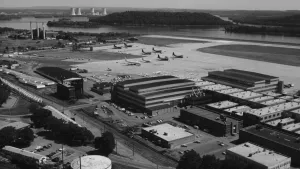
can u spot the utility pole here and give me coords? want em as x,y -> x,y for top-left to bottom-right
115,139 -> 118,154
79,156 -> 82,169
61,144 -> 64,169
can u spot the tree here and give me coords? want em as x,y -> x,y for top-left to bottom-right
30,106 -> 52,128
177,150 -> 202,169
0,83 -> 10,106
94,132 -> 116,157
220,158 -> 248,169
0,127 -> 17,148
14,128 -> 34,148
199,155 -> 221,169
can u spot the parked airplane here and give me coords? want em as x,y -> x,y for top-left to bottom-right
152,47 -> 162,53
124,43 -> 133,48
141,57 -> 151,63
157,55 -> 169,61
142,49 -> 151,55
172,52 -> 183,58
124,57 -> 141,66
113,44 -> 122,49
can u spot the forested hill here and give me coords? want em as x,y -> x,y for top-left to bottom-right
89,11 -> 232,26
232,14 -> 300,27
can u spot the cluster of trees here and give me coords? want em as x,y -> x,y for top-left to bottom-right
0,15 -> 21,21
94,132 -> 116,157
177,150 -> 255,169
47,20 -> 102,28
224,25 -> 300,36
89,11 -> 232,26
29,103 -> 94,145
0,126 -> 35,149
0,81 -> 11,107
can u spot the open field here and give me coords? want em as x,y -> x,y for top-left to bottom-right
138,37 -> 208,46
0,95 -> 31,116
199,44 -> 300,67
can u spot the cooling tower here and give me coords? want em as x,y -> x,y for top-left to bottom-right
76,8 -> 82,15
70,8 -> 76,15
102,8 -> 107,16
91,8 -> 95,15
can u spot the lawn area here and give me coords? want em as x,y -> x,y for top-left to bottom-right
0,96 -> 31,116
138,37 -> 208,46
198,44 -> 300,66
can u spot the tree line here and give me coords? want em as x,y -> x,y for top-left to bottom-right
89,11 -> 232,26
47,20 -> 102,28
224,25 -> 300,36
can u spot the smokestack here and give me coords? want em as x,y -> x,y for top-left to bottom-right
30,22 -> 33,39
71,8 -> 76,16
102,8 -> 107,16
36,22 -> 39,39
77,8 -> 82,15
42,23 -> 45,40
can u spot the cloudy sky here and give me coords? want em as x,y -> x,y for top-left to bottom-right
0,0 -> 299,10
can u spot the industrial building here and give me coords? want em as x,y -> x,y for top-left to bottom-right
229,91 -> 263,101
202,69 -> 282,93
71,155 -> 112,169
35,67 -> 83,100
206,100 -> 239,110
2,146 -> 48,165
226,142 -> 291,169
201,84 -> 232,91
215,88 -> 244,95
243,102 -> 300,126
248,96 -> 274,103
141,123 -> 194,148
240,124 -> 300,166
282,123 -> 300,132
223,105 -> 252,117
284,108 -> 300,121
266,118 -> 295,128
259,99 -> 286,106
111,76 -> 195,115
180,107 -> 242,136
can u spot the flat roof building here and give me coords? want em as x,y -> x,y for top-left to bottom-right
195,81 -> 215,87
260,99 -> 286,106
216,88 -> 244,95
112,76 -> 195,115
201,84 -> 232,91
206,100 -> 239,110
285,108 -> 300,121
180,107 -> 242,136
226,142 -> 291,169
291,98 -> 300,103
240,124 -> 300,166
141,123 -> 194,148
261,91 -> 282,97
229,91 -> 263,100
266,118 -> 295,128
224,106 -> 252,116
278,96 -> 294,101
249,96 -> 274,103
201,69 -> 280,93
282,123 -> 300,132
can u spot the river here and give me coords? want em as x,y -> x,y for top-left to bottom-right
1,16 -> 300,44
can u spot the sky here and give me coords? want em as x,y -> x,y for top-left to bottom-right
0,0 -> 300,10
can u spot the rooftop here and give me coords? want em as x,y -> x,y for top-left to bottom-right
278,96 -> 294,100
195,81 -> 215,87
224,106 -> 252,113
0,122 -> 29,130
118,76 -> 176,87
291,98 -> 300,103
249,96 -> 274,103
261,92 -> 282,97
227,142 -> 290,167
217,88 -> 244,94
242,125 -> 300,150
260,99 -> 286,106
224,69 -> 278,80
207,100 -> 239,109
290,109 -> 300,114
182,107 -> 239,124
266,118 -> 295,127
143,123 -> 193,142
2,146 -> 46,161
282,123 -> 300,132
36,67 -> 81,82
209,71 -> 265,84
229,91 -> 263,100
246,102 -> 300,117
201,84 -> 232,91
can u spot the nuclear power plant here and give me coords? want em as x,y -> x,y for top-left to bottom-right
29,22 -> 47,40
69,7 -> 107,16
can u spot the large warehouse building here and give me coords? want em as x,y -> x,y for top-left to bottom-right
141,123 -> 194,148
240,124 -> 300,166
202,69 -> 282,93
226,142 -> 291,169
35,67 -> 84,100
111,76 -> 195,115
180,107 -> 242,136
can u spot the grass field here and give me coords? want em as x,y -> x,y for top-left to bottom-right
138,37 -> 208,46
0,96 -> 31,116
198,44 -> 300,66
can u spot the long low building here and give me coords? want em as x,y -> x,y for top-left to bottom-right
180,107 -> 242,136
111,76 -> 195,115
202,69 -> 281,93
206,100 -> 239,110
226,142 -> 291,169
223,106 -> 252,117
266,118 -> 295,128
259,99 -> 286,106
240,124 -> 300,166
141,123 -> 194,148
249,96 -> 275,103
229,91 -> 263,101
